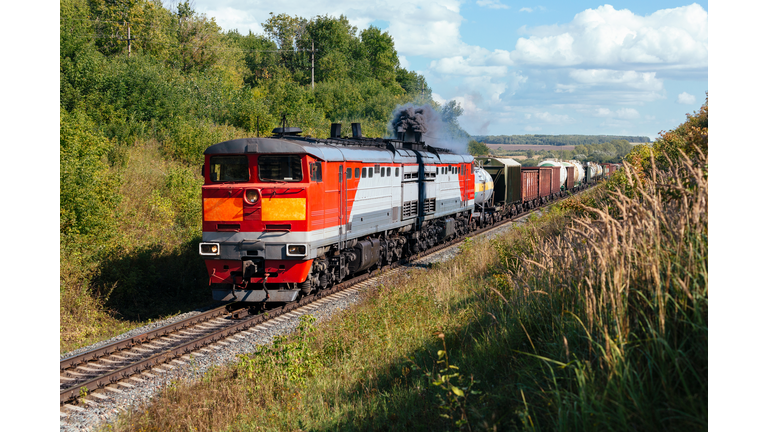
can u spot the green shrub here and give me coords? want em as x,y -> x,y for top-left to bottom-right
60,108 -> 121,250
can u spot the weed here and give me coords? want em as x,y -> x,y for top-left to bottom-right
425,332 -> 481,431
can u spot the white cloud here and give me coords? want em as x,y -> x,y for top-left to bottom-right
594,107 -> 640,119
569,69 -> 664,91
533,112 -> 574,124
616,108 -> 640,119
510,4 -> 708,72
519,6 -> 544,13
477,0 -> 509,10
398,55 -> 410,70
430,56 -> 508,77
676,92 -> 697,104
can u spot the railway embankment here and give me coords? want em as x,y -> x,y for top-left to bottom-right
102,102 -> 707,431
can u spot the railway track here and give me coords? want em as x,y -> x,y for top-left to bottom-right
59,184 -> 595,411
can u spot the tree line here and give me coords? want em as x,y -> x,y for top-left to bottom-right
468,139 -> 638,164
471,134 -> 650,146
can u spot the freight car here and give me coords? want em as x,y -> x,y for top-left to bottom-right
199,123 -> 477,303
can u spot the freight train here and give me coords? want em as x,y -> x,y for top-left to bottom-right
198,123 -> 613,303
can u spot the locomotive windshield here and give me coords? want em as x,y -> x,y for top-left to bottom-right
258,155 -> 303,182
210,156 -> 249,182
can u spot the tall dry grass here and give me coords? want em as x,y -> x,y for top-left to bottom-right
484,146 -> 708,430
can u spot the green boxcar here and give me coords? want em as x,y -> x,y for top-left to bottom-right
474,157 -> 522,206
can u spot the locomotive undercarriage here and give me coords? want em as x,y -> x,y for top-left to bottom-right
304,211 -> 472,295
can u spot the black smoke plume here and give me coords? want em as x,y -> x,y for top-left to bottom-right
391,104 -> 438,137
388,103 -> 469,154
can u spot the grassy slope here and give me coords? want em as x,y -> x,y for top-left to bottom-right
108,140 -> 708,431
60,140 -> 220,353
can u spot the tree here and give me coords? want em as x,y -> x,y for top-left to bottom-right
361,26 -> 398,85
468,140 -> 490,156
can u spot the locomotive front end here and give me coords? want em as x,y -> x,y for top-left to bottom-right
200,137 -> 318,303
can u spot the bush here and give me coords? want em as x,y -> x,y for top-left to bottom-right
60,108 -> 120,249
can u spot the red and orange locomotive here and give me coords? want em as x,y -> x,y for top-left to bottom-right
199,123 -> 476,302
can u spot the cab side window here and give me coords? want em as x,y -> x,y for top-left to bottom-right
310,162 -> 323,181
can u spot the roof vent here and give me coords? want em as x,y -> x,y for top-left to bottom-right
272,127 -> 303,136
351,123 -> 363,138
330,123 -> 341,138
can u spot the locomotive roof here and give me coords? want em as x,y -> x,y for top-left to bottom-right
204,136 -> 472,164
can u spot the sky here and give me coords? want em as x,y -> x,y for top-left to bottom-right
187,0 -> 708,140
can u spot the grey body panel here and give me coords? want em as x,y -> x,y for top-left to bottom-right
435,152 -> 471,164
393,148 -> 419,164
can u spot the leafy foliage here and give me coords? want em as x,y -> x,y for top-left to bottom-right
468,139 -> 490,156
60,108 -> 120,246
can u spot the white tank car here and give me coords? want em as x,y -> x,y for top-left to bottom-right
587,162 -> 599,179
567,160 -> 586,184
538,160 -> 567,188
473,166 -> 494,205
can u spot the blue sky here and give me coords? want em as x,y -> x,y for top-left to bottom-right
191,1 -> 707,139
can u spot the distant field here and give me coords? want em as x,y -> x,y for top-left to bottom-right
488,144 -> 576,151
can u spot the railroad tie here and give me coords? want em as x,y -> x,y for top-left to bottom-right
103,386 -> 123,394
88,392 -> 110,401
63,404 -> 85,413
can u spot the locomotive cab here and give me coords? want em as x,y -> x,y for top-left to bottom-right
199,136 -> 319,302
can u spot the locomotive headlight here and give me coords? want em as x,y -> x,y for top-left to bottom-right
200,243 -> 220,256
287,245 -> 307,256
245,189 -> 260,204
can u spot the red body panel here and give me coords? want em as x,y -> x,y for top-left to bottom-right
565,166 -> 575,190
536,167 -> 552,197
206,259 -> 314,285
550,167 -> 561,192
521,168 -> 540,202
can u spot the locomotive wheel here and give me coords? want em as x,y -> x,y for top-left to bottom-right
299,279 -> 312,295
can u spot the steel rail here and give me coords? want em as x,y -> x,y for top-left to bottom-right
60,305 -> 233,372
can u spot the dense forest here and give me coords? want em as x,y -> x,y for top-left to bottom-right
59,0 -> 453,350
472,134 -> 651,146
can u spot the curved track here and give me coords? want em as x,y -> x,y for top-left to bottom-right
60,183 -> 598,408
